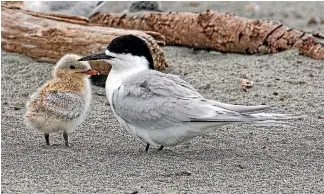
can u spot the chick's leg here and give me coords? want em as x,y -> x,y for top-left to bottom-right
44,133 -> 50,145
63,131 -> 69,147
145,143 -> 150,152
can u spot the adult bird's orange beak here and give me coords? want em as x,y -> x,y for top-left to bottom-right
84,69 -> 98,75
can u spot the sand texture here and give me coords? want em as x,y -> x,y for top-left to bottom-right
1,2 -> 324,194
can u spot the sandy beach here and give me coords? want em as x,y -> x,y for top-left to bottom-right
1,2 -> 324,193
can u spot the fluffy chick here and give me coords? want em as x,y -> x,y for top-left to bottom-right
24,54 -> 97,146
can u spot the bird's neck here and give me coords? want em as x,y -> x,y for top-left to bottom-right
106,65 -> 148,103
50,75 -> 89,93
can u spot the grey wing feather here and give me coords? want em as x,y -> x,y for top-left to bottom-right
44,91 -> 85,120
206,100 -> 270,113
164,74 -> 270,113
112,71 -> 265,130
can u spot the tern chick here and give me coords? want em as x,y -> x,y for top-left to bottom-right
79,35 -> 297,152
24,54 -> 97,146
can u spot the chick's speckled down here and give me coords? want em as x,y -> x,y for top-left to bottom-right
24,54 -> 93,144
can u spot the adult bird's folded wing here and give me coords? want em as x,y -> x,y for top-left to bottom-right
112,71 -> 274,130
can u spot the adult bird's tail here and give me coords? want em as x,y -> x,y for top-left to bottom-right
196,100 -> 303,127
247,112 -> 303,127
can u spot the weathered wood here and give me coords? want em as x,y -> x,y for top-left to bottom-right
1,5 -> 169,75
90,10 -> 324,60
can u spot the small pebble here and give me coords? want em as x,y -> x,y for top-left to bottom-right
176,171 -> 192,176
190,2 -> 198,7
308,16 -> 322,25
13,107 -> 21,110
236,164 -> 245,169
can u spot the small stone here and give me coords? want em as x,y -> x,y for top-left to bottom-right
94,92 -> 105,97
298,81 -> 306,85
190,2 -> 198,7
236,164 -> 245,169
203,83 -> 211,90
240,78 -> 253,92
13,107 -> 21,110
175,171 -> 192,176
308,16 -> 321,25
273,92 -> 279,96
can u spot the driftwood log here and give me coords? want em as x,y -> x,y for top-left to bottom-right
1,5 -> 169,76
2,1 -> 323,78
90,10 -> 324,60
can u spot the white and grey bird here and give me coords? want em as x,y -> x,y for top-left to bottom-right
24,54 -> 97,146
78,35 -> 296,152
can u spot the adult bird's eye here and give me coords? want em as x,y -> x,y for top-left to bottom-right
70,65 -> 75,69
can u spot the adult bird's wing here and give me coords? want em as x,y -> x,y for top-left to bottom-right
44,91 -> 85,120
112,70 -> 260,130
206,100 -> 271,113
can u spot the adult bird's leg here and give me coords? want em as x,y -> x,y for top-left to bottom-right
145,143 -> 150,152
158,146 -> 164,151
63,131 -> 69,147
44,133 -> 50,145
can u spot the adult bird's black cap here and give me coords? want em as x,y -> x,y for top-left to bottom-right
78,52 -> 112,61
77,34 -> 155,69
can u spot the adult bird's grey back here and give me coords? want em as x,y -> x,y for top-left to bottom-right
78,34 -> 299,152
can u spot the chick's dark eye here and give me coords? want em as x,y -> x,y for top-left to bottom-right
70,65 -> 75,69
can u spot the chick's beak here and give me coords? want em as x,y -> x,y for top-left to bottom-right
84,69 -> 98,75
78,53 -> 113,61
